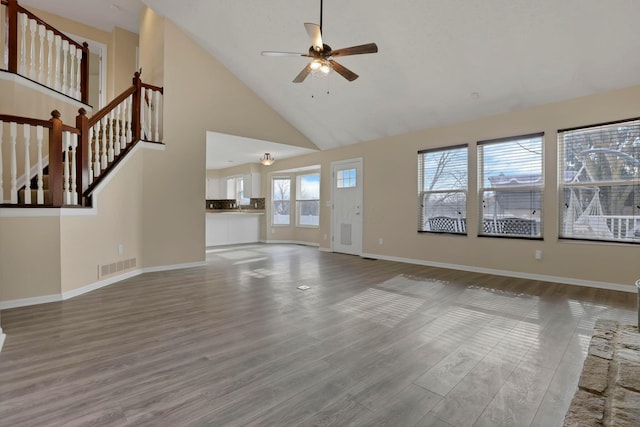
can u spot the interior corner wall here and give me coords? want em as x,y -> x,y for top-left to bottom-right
137,13 -> 316,268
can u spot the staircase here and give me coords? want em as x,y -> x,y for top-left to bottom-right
1,72 -> 163,207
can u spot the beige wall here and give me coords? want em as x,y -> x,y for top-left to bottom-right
138,11 -> 315,268
111,27 -> 140,95
0,216 -> 61,300
259,85 -> 640,288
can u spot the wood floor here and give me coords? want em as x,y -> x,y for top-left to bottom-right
0,244 -> 636,427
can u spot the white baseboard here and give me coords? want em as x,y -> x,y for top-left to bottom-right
0,293 -> 62,310
263,239 -> 320,247
0,328 -> 6,353
141,261 -> 206,273
0,260 -> 207,310
318,247 -> 332,252
361,252 -> 636,293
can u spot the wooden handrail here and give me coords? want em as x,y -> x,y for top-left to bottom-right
141,82 -> 164,94
17,6 -> 86,51
0,114 -> 52,128
87,85 -> 136,127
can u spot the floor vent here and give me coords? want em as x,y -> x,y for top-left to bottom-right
99,258 -> 137,279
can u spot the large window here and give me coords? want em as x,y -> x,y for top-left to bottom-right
296,173 -> 320,227
272,177 -> 291,225
559,118 -> 640,243
418,145 -> 468,234
478,133 -> 543,238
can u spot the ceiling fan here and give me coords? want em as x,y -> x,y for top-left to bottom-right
261,0 -> 378,83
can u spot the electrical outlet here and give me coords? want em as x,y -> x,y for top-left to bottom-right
118,244 -> 124,255
378,238 -> 384,245
535,249 -> 542,260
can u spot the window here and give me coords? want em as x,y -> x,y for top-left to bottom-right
478,133 -> 543,238
272,177 -> 291,225
226,176 -> 248,204
418,145 -> 468,234
297,173 -> 320,227
559,118 -> 640,243
336,168 -> 356,188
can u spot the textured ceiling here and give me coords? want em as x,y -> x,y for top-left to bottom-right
17,0 -> 640,152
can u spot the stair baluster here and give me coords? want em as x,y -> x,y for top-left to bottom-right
75,47 -> 82,99
22,124 -> 31,204
107,110 -> 114,162
154,90 -> 161,142
87,126 -> 93,184
69,44 -> 76,97
53,35 -> 61,91
61,39 -> 68,95
119,99 -> 127,150
18,12 -> 26,75
9,122 -> 17,203
28,18 -> 36,79
37,24 -> 45,83
69,132 -> 77,205
93,119 -> 101,176
45,30 -> 53,87
126,95 -> 132,143
36,125 -> 43,204
63,131 -> 70,205
100,116 -> 107,169
114,105 -> 121,157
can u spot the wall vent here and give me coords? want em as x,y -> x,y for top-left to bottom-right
98,258 -> 137,279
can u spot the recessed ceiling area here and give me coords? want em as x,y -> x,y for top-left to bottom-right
206,132 -> 317,170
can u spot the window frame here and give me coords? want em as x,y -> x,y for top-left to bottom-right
477,132 -> 544,240
271,176 -> 292,226
558,117 -> 640,244
296,172 -> 320,228
417,144 -> 468,235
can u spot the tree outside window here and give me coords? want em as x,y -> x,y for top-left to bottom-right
272,177 -> 291,225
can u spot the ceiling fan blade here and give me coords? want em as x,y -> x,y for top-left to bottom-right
329,60 -> 358,81
262,51 -> 309,57
330,43 -> 378,57
293,63 -> 313,83
304,23 -> 323,52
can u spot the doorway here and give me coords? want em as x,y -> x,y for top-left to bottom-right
331,158 -> 363,255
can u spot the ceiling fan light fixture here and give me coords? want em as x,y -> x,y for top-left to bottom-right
320,62 -> 331,74
310,59 -> 322,70
260,153 -> 275,166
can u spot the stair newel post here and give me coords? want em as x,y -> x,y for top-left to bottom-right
7,0 -> 18,74
76,108 -> 89,205
132,71 -> 142,141
48,110 -> 63,207
80,42 -> 89,104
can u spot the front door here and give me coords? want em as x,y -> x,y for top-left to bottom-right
331,158 -> 363,255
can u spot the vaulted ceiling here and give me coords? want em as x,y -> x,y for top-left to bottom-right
19,0 -> 640,152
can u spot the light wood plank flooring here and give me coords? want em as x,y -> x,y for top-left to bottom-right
0,244 -> 636,426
